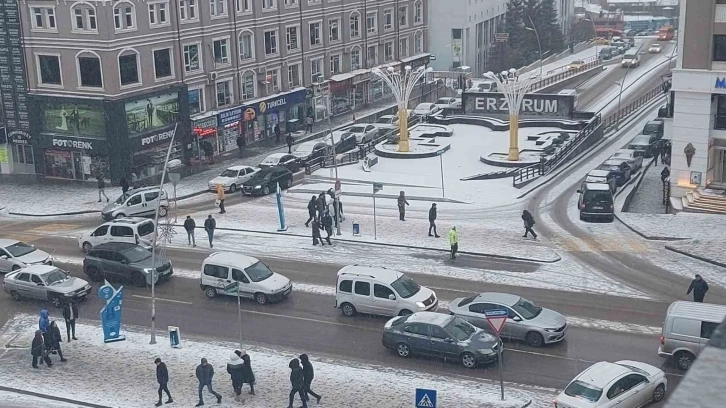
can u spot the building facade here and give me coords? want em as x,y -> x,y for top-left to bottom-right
0,0 -> 429,182
666,0 -> 726,198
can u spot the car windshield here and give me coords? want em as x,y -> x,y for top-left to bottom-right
261,157 -> 278,165
349,126 -> 366,133
295,145 -> 315,155
41,270 -> 69,286
564,380 -> 603,402
4,242 -> 36,257
612,152 -> 630,158
219,169 -> 238,177
249,170 -> 272,182
443,317 -> 477,341
390,275 -> 421,298
375,117 -> 391,123
121,246 -> 152,263
435,99 -> 450,104
643,124 -> 660,134
512,297 -> 543,319
245,261 -> 274,282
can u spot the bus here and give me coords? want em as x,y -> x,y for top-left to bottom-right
657,25 -> 674,41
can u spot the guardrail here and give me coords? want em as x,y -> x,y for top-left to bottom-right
602,82 -> 667,131
529,58 -> 602,92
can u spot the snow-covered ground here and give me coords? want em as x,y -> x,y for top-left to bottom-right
0,315 -> 556,408
0,390 -> 85,408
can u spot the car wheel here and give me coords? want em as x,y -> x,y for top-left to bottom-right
460,352 -> 477,369
340,302 -> 356,316
204,286 -> 217,298
86,267 -> 101,282
132,272 -> 147,287
525,332 -> 545,348
396,343 -> 411,358
50,296 -> 63,308
11,264 -> 20,271
286,178 -> 293,188
262,186 -> 270,195
158,206 -> 168,217
10,290 -> 21,301
82,242 -> 93,254
255,293 -> 268,305
399,309 -> 413,316
652,383 -> 666,402
114,213 -> 126,219
675,351 -> 694,371
229,184 -> 237,193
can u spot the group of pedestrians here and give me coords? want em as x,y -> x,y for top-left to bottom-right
306,190 -> 342,246
184,214 -> 217,248
31,306 -> 77,369
288,354 -> 322,408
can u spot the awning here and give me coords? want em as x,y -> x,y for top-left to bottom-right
400,53 -> 431,64
330,72 -> 356,82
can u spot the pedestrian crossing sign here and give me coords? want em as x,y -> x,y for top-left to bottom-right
415,388 -> 437,408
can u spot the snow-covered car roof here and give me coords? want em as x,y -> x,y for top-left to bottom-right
587,170 -> 611,178
404,312 -> 453,327
225,165 -> 255,172
204,251 -> 260,269
583,183 -> 612,191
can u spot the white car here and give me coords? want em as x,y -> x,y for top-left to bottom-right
0,239 -> 54,273
433,97 -> 461,110
373,114 -> 400,130
411,102 -> 441,117
554,360 -> 667,408
208,165 -> 260,193
648,43 -> 662,53
77,217 -> 156,254
342,124 -> 379,144
610,149 -> 644,172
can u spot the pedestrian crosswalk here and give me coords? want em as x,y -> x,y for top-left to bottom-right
0,223 -> 81,244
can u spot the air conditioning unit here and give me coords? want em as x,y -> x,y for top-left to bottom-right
206,72 -> 218,84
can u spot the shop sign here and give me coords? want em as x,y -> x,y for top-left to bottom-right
244,108 -> 256,121
716,77 -> 726,89
0,0 -> 29,133
407,55 -> 431,71
52,137 -> 94,150
259,97 -> 287,113
140,126 -> 176,147
8,130 -> 30,144
254,89 -> 307,115
193,116 -> 217,129
218,107 -> 243,127
353,72 -> 371,84
463,92 -> 575,118
330,79 -> 352,93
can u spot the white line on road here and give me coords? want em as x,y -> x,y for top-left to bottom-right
131,295 -> 193,305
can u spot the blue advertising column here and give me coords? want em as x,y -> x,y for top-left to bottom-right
276,182 -> 288,231
98,280 -> 126,343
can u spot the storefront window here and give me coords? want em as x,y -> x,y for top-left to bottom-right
371,78 -> 393,101
44,149 -> 108,181
188,88 -> 202,115
12,144 -> 34,164
131,141 -> 182,182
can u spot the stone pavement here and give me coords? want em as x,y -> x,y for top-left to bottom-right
665,240 -> 726,269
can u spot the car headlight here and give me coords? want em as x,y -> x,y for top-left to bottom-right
478,348 -> 495,355
143,268 -> 155,275
415,301 -> 425,308
544,328 -> 557,332
254,185 -> 262,189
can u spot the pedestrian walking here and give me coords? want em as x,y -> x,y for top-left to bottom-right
184,215 -> 197,247
305,195 -> 317,227
687,274 -> 709,303
312,220 -> 323,246
97,175 -> 109,202
286,134 -> 294,154
204,215 -> 216,248
316,192 -> 327,219
61,301 -> 78,342
31,330 -> 51,368
300,354 -> 322,404
522,210 -> 537,239
120,177 -> 130,197
47,321 -> 67,362
240,352 -> 255,395
288,358 -> 308,408
227,352 -> 245,402
275,124 -> 282,144
322,211 -> 333,245
216,184 -> 226,214
305,116 -> 314,133
397,191 -> 410,221
653,141 -> 661,167
39,309 -> 50,334
660,166 -> 670,182
236,135 -> 245,158
195,358 -> 222,407
428,203 -> 440,237
449,226 -> 458,259
154,358 -> 173,406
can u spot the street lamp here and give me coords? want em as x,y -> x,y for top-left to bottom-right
483,69 -> 539,161
584,18 -> 599,58
614,43 -> 644,129
525,15 -> 543,78
372,65 -> 433,152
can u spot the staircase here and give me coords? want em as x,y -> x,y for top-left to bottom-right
681,188 -> 726,214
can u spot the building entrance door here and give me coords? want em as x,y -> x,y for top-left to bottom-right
713,148 -> 726,186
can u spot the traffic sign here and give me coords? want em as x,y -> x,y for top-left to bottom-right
415,388 -> 437,408
484,309 -> 509,335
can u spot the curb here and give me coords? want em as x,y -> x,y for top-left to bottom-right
0,385 -> 112,408
664,245 -> 726,269
184,224 -> 562,264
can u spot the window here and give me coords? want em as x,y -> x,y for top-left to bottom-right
384,41 -> 393,61
354,281 -> 370,296
16,273 -> 30,283
702,321 -> 720,339
179,0 -> 197,21
309,22 -> 321,46
366,12 -> 377,34
93,225 -> 109,237
606,377 -> 632,400
213,38 -> 230,65
399,6 -> 407,27
288,64 -> 301,87
236,0 -> 251,12
183,43 -> 200,72
399,38 -> 408,58
128,194 -> 142,205
148,1 -> 169,26
114,5 -> 135,30
431,326 -> 449,339
452,28 -> 462,40
110,226 -> 134,237
415,32 -> 423,53
330,54 -> 341,74
38,55 -> 61,85
216,80 -> 232,106
232,269 -> 250,283
403,323 -> 429,336
469,302 -> 496,314
262,0 -> 276,10
266,68 -> 280,91
210,0 -> 226,16
264,30 -> 278,55
329,19 -> 340,41
414,1 -> 422,24
383,9 -> 393,30
351,48 -> 361,70
188,88 -> 203,114
239,33 -> 254,60
72,7 -> 97,32
311,57 -> 323,82
286,26 -> 299,50
203,264 -> 228,278
78,54 -> 103,88
31,275 -> 43,285
350,13 -> 360,38
367,45 -> 377,67
284,0 -> 297,5
339,279 -> 353,293
31,7 -> 56,30
373,284 -> 394,299
242,72 -> 255,99
153,48 -> 172,79
119,52 -> 139,85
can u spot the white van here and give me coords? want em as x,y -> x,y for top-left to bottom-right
101,187 -> 168,221
658,301 -> 726,370
200,252 -> 292,305
335,265 -> 438,317
77,218 -> 156,253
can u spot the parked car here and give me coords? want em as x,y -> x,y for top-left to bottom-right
331,132 -> 359,153
448,292 -> 567,347
410,102 -> 441,117
3,265 -> 91,307
208,165 -> 260,193
342,124 -> 379,144
101,187 -> 168,221
598,159 -> 632,186
554,360 -> 667,408
199,252 -> 292,304
610,149 -> 644,172
648,43 -> 662,53
335,265 -> 438,317
599,47 -> 613,60
577,183 -> 615,222
83,242 -> 173,287
259,153 -> 300,173
382,312 -> 501,368
658,301 -> 726,370
241,166 -> 294,196
583,169 -> 618,194
373,114 -> 401,130
0,239 -> 53,273
641,120 -> 664,140
77,217 -> 156,254
433,97 -> 460,110
568,60 -> 586,70
293,140 -> 330,165
628,135 -> 658,158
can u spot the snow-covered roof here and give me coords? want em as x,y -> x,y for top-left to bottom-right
587,169 -> 611,178
473,292 -> 521,307
204,252 -> 259,269
583,183 -> 612,191
405,312 -> 453,327
226,165 -> 255,171
337,265 -> 402,283
575,361 -> 631,388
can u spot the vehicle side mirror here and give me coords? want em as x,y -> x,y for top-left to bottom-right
0,255 -> 6,260
31,244 -> 35,248
511,316 -> 522,322
576,190 -> 581,193
388,294 -> 395,300
127,201 -> 133,206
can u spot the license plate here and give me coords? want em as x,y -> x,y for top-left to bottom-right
593,206 -> 603,210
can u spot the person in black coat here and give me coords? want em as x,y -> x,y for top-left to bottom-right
184,215 -> 197,247
311,220 -> 324,246
316,193 -> 326,219
305,195 -> 317,227
428,203 -> 439,237
286,134 -> 294,154
48,321 -> 66,362
155,358 -> 173,406
288,358 -> 308,408
299,354 -> 322,403
521,210 -> 537,239
120,177 -> 130,196
236,135 -> 246,158
275,124 -> 282,144
227,352 -> 245,401
31,330 -> 51,368
687,274 -> 709,303
321,212 -> 333,245
97,175 -> 109,202
239,351 -> 255,395
62,301 -> 78,342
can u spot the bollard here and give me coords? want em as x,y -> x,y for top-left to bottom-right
352,222 -> 360,236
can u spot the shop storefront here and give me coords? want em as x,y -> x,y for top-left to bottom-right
7,130 -> 35,174
370,63 -> 399,102
192,115 -> 220,161
351,70 -> 370,109
38,134 -> 109,181
128,126 -> 181,182
401,53 -> 431,71
216,107 -> 243,151
245,88 -> 308,140
329,74 -> 354,117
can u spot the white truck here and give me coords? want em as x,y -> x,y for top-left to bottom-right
621,49 -> 640,68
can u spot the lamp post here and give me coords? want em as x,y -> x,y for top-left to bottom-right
525,15 -> 543,78
483,69 -> 539,161
615,43 -> 644,129
584,18 -> 598,58
372,65 -> 432,153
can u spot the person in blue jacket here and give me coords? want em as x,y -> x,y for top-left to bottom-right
38,309 -> 50,333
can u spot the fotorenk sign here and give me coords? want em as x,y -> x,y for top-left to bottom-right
463,92 -> 575,118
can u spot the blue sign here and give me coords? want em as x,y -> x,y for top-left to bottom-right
98,281 -> 126,343
276,182 -> 288,232
415,388 -> 437,408
716,77 -> 726,89
484,309 -> 508,318
217,107 -> 243,127
253,89 -> 307,115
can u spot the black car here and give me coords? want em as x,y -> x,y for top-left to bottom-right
641,120 -> 664,140
242,166 -> 293,196
334,133 -> 359,153
628,134 -> 658,158
382,312 -> 501,369
577,183 -> 615,222
83,242 -> 173,287
293,141 -> 330,165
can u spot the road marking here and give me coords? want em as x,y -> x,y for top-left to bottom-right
1,234 -> 40,244
25,223 -> 81,234
233,308 -> 382,332
131,295 -> 193,305
507,348 -> 596,364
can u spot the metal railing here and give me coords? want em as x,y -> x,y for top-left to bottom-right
602,82 -> 667,130
529,57 -> 601,92
512,164 -> 543,187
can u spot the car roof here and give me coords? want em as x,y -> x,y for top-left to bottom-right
602,158 -> 625,165
204,251 -> 259,268
645,120 -> 662,126
10,265 -> 58,275
472,292 -> 521,306
667,301 -> 726,323
587,170 -> 611,177
0,238 -> 21,247
405,312 -> 454,326
584,183 -> 612,191
575,362 -> 631,388
613,149 -> 633,155
108,217 -> 153,225
296,140 -> 325,148
264,153 -> 286,160
631,135 -> 652,143
226,165 -> 253,171
378,114 -> 395,119
337,265 -> 403,282
93,242 -> 142,251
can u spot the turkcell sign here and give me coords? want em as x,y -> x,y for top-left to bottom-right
715,77 -> 726,89
141,128 -> 176,146
475,97 -> 558,114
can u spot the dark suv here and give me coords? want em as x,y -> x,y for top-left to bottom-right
641,120 -> 664,140
83,242 -> 173,287
577,183 -> 615,222
242,166 -> 294,196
